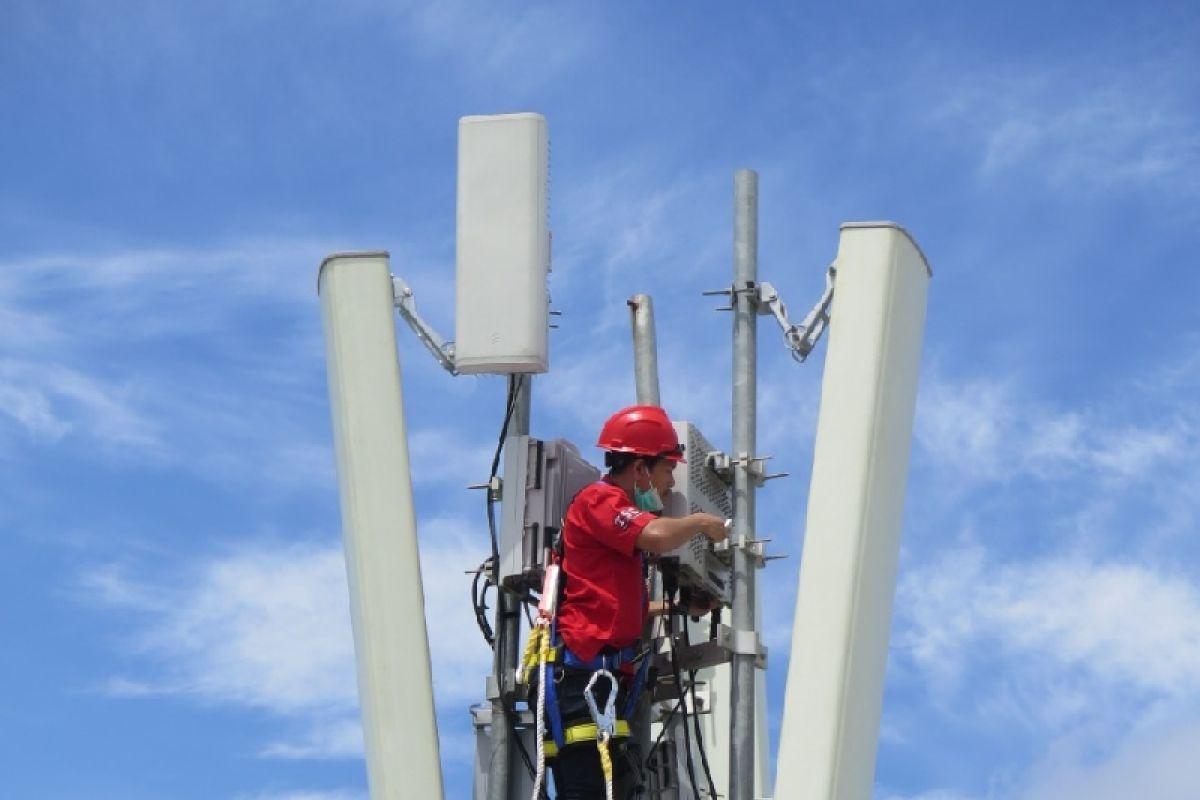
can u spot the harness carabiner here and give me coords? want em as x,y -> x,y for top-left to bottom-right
584,668 -> 619,800
583,668 -> 619,742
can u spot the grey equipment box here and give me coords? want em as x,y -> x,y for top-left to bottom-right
499,436 -> 602,591
661,421 -> 732,603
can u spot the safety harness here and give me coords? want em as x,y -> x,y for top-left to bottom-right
519,507 -> 653,800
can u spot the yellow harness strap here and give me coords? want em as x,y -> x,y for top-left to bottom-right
520,625 -> 560,685
542,719 -> 630,759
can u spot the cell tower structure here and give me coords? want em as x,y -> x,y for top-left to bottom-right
317,112 -> 930,800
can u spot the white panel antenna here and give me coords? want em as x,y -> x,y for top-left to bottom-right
455,113 -> 550,374
317,252 -> 444,800
775,222 -> 930,800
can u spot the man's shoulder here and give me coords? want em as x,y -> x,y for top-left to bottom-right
576,479 -> 619,499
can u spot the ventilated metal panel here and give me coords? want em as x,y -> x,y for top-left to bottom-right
663,421 -> 732,602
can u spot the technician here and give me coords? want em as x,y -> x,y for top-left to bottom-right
548,404 -> 727,799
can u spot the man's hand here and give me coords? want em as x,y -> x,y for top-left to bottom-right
689,512 -> 729,543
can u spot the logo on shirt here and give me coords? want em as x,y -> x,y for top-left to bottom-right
614,508 -> 640,530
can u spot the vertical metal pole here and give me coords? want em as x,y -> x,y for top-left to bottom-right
487,374 -> 531,800
628,294 -> 661,794
729,170 -> 758,800
629,294 -> 662,406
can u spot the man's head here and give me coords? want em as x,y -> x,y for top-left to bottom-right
603,450 -> 678,499
597,405 -> 685,501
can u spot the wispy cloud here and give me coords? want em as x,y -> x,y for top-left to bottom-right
0,358 -> 163,454
235,790 -> 367,800
923,55 -> 1200,199
81,519 -> 496,761
84,542 -> 359,715
897,548 -> 1200,710
914,361 -> 1197,490
394,0 -> 597,88
0,241 -> 340,487
1017,712 -> 1200,800
260,719 -> 363,761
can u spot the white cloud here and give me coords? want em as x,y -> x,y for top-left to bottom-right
83,521 -> 496,760
396,0 -> 596,87
1018,713 -> 1200,800
897,547 -> 1200,719
922,55 -> 1200,198
236,791 -> 367,800
0,358 -> 162,453
880,790 -> 979,800
407,427 -> 497,487
416,517 -> 500,709
261,718 -> 364,760
0,241 -> 342,487
553,164 -> 727,326
84,542 -> 358,714
914,368 -> 1196,487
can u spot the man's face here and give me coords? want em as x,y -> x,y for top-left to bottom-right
646,459 -> 677,500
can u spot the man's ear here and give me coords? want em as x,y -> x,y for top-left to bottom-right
632,459 -> 649,481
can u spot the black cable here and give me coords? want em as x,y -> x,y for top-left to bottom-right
471,560 -> 495,648
476,379 -> 520,650
687,670 -> 718,800
664,587 -> 700,800
508,700 -> 539,784
681,619 -> 718,798
480,378 -> 543,792
485,378 -> 521,567
642,696 -> 685,774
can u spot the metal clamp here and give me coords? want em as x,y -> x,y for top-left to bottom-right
732,454 -> 790,487
705,451 -> 734,484
716,624 -> 768,669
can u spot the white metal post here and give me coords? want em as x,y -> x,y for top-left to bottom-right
318,252 -> 444,800
774,224 -> 930,800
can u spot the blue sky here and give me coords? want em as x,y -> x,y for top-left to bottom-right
3,2 -> 1199,798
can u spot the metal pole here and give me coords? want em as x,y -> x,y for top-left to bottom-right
487,374 -> 531,800
628,294 -> 661,795
629,295 -> 662,406
729,170 -> 758,800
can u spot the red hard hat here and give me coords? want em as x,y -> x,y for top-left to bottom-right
596,405 -> 685,462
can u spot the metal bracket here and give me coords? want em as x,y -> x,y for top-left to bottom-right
392,275 -> 458,375
705,450 -> 734,484
732,454 -> 790,487
713,531 -> 783,568
467,475 -> 503,501
755,263 -> 837,363
717,624 -> 768,669
702,281 -> 757,312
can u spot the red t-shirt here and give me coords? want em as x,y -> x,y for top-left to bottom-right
555,480 -> 654,662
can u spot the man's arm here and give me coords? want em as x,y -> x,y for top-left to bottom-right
636,512 -> 727,555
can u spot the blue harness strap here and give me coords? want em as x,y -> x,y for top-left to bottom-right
561,644 -> 638,672
545,620 -> 566,749
622,650 -> 651,720
544,627 -> 652,753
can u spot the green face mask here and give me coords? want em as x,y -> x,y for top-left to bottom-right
634,484 -> 664,513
